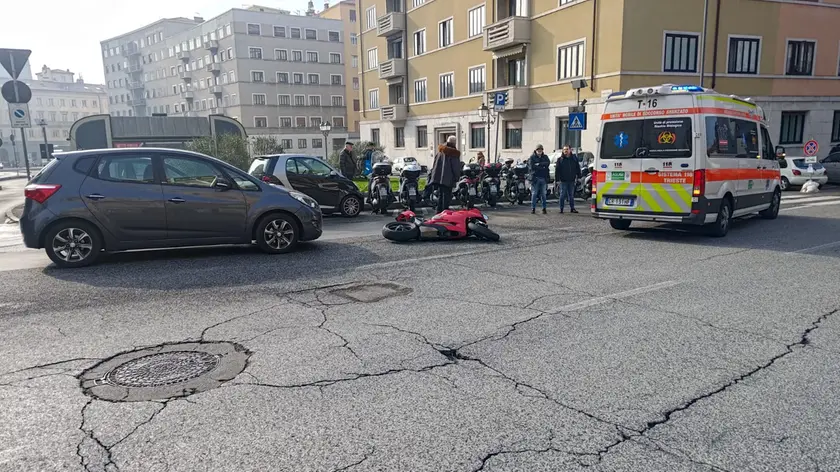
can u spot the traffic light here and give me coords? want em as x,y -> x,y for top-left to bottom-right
39,143 -> 54,159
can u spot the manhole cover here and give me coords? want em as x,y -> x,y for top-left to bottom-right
330,282 -> 412,303
79,342 -> 249,402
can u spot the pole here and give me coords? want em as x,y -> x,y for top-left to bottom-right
486,115 -> 491,164
20,130 -> 31,180
41,123 -> 49,164
699,0 -> 710,87
494,115 -> 501,163
323,132 -> 329,162
10,136 -> 19,177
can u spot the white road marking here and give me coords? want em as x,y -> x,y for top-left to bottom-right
780,199 -> 840,212
790,240 -> 840,254
550,280 -> 682,313
780,195 -> 840,205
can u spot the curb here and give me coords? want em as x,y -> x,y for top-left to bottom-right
3,203 -> 23,223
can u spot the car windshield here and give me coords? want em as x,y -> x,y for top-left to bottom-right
403,157 -> 416,163
793,159 -> 824,169
600,117 -> 693,159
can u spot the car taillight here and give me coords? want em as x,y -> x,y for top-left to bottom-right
24,184 -> 61,204
591,170 -> 598,193
692,170 -> 705,197
792,169 -> 801,176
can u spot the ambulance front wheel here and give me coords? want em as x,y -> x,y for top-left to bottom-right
609,219 -> 632,231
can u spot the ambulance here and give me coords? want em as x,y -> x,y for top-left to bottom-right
592,84 -> 782,237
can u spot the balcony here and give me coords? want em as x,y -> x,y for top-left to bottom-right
204,40 -> 219,51
176,51 -> 190,61
380,104 -> 407,122
376,12 -> 405,37
206,63 -> 221,74
181,90 -> 195,100
128,81 -> 144,91
127,64 -> 142,73
486,86 -> 529,111
122,43 -> 140,57
179,71 -> 192,81
210,85 -> 223,95
378,59 -> 406,80
483,16 -> 531,51
127,98 -> 146,107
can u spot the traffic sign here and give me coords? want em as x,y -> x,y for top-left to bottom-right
8,103 -> 31,128
39,143 -> 54,159
1,80 -> 32,104
0,49 -> 31,80
493,91 -> 507,111
805,156 -> 818,164
804,139 -> 819,157
568,112 -> 587,131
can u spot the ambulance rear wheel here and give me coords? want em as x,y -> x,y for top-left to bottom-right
708,198 -> 732,237
609,219 -> 632,231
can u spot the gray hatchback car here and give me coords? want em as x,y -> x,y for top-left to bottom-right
20,148 -> 323,268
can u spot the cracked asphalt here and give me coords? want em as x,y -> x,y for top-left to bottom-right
1,199 -> 840,472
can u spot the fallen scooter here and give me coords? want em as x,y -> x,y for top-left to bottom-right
382,208 -> 500,242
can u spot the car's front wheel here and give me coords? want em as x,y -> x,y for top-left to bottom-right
45,220 -> 103,268
256,214 -> 299,254
340,195 -> 362,217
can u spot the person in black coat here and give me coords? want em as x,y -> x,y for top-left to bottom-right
528,144 -> 550,214
555,145 -> 581,213
339,142 -> 356,178
429,136 -> 462,212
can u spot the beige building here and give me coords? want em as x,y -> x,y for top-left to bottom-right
0,65 -> 107,166
320,0 -> 362,138
358,0 -> 840,166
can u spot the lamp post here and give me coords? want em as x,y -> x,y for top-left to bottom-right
478,103 -> 497,163
319,120 -> 332,162
38,119 -> 49,165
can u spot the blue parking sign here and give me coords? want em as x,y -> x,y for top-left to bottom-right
494,92 -> 507,107
568,112 -> 587,131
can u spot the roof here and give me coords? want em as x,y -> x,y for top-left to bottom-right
100,17 -> 197,44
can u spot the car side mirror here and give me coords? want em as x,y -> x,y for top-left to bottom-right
329,170 -> 340,177
214,178 -> 231,190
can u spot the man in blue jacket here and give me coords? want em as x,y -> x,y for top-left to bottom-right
528,144 -> 550,214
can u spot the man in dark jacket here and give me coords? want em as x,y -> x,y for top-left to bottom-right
528,144 -> 550,214
339,142 -> 356,178
429,136 -> 462,212
555,145 -> 581,213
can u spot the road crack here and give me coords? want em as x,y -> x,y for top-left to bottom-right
331,446 -> 375,471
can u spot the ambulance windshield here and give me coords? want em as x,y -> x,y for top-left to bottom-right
600,117 -> 693,159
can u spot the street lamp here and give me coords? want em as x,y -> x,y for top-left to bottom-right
37,119 -> 48,165
477,103 -> 498,162
319,120 -> 332,162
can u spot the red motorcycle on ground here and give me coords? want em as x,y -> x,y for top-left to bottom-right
381,208 -> 500,242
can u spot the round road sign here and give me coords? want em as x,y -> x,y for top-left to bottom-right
1,80 -> 31,104
804,140 -> 819,157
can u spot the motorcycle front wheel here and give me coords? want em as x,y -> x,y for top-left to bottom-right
468,222 -> 500,242
382,222 -> 420,242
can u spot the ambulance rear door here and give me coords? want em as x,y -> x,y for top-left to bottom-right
597,115 -> 644,214
636,114 -> 696,217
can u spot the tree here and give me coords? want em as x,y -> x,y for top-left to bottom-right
327,140 -> 384,175
186,134 -> 250,171
252,136 -> 284,156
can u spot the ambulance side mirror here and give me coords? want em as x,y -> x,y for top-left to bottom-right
775,146 -> 786,158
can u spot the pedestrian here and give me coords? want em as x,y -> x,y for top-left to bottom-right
528,144 -> 550,214
555,145 -> 581,213
429,136 -> 462,213
362,142 -> 375,176
339,142 -> 356,178
476,151 -> 486,167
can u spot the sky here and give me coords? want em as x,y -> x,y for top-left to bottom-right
0,0 -> 315,84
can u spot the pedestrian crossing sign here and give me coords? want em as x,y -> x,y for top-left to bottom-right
568,112 -> 587,131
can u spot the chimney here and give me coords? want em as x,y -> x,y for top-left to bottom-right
306,0 -> 315,15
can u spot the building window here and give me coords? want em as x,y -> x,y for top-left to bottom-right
414,78 -> 427,102
504,121 -> 522,149
281,139 -> 293,149
280,117 -> 292,128
663,33 -> 699,73
369,89 -> 380,108
417,126 -> 428,148
296,117 -> 307,127
468,66 -> 485,94
293,73 -> 304,84
779,112 -> 806,145
371,128 -> 380,144
353,77 -> 359,90
557,41 -> 585,80
295,95 -> 306,106
252,94 -> 267,105
439,72 -> 454,99
254,117 -> 267,128
279,94 -> 292,107
468,5 -> 485,38
274,26 -> 286,37
309,95 -> 321,106
275,49 -> 288,61
333,117 -> 345,127
293,50 -> 303,62
413,0 -> 427,6
247,23 -> 261,35
414,29 -> 426,56
299,139 -> 308,149
331,74 -> 343,85
439,18 -> 454,48
832,111 -> 840,143
310,117 -> 321,127
249,47 -> 263,59
350,33 -> 358,45
278,72 -> 289,83
291,28 -> 301,39
367,48 -> 379,69
349,9 -> 357,22
330,53 -> 341,64
395,127 -> 405,148
786,40 -> 816,76
313,138 -> 323,148
309,73 -> 320,84
728,36 -> 760,74
329,31 -> 340,42
366,6 -> 377,30
558,117 -> 582,150
332,96 -> 344,106
353,99 -> 360,111
352,56 -> 359,68
470,123 -> 486,149
307,51 -> 319,62
251,71 -> 264,82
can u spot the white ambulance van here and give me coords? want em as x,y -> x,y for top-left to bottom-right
592,84 -> 782,237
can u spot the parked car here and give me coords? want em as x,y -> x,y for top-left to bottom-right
248,154 -> 364,217
20,148 -> 322,268
391,156 -> 427,175
779,156 -> 828,190
820,152 -> 840,184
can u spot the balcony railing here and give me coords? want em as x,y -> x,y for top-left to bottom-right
179,71 -> 192,81
122,43 -> 140,57
181,91 -> 195,100
206,63 -> 221,73
380,104 -> 407,121
204,40 -> 219,51
127,98 -> 146,107
377,12 -> 405,37
210,85 -> 223,95
127,64 -> 142,73
378,59 -> 406,80
128,81 -> 144,90
176,51 -> 190,61
483,16 -> 531,51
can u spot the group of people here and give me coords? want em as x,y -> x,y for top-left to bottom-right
427,137 -> 582,214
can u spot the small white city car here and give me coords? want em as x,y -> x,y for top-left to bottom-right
778,156 -> 827,191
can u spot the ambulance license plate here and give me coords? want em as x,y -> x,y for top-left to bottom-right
605,197 -> 634,206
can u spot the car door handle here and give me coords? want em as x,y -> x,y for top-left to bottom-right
85,194 -> 105,200
168,197 -> 185,203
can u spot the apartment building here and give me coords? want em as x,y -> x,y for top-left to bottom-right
319,0 -> 362,138
0,65 -> 107,166
101,5 -> 352,152
358,0 -> 840,166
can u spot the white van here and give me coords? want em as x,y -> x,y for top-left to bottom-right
592,84 -> 782,237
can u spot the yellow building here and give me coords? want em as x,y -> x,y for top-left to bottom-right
358,0 -> 840,166
320,0 -> 363,138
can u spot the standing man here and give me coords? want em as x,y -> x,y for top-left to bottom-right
362,142 -> 375,176
429,136 -> 462,212
339,142 -> 356,178
555,145 -> 581,213
528,144 -> 550,214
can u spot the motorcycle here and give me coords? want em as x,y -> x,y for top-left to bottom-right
455,163 -> 482,208
382,208 -> 500,242
505,162 -> 530,205
481,162 -> 503,208
398,163 -> 423,211
368,161 -> 395,215
575,162 -> 594,201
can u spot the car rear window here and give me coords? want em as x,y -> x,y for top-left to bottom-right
73,156 -> 97,175
600,117 -> 693,159
248,158 -> 270,178
28,157 -> 62,184
793,159 -> 823,169
404,157 -> 416,162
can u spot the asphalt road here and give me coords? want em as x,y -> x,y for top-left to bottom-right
1,190 -> 840,471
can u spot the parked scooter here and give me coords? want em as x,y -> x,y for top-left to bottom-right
575,162 -> 594,200
455,163 -> 482,208
505,162 -> 530,204
481,162 -> 503,207
368,161 -> 394,215
398,163 -> 423,211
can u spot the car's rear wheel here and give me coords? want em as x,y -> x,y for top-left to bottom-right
780,177 -> 790,191
340,195 -> 362,217
45,220 -> 102,268
256,214 -> 299,254
609,219 -> 632,231
707,198 -> 732,237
